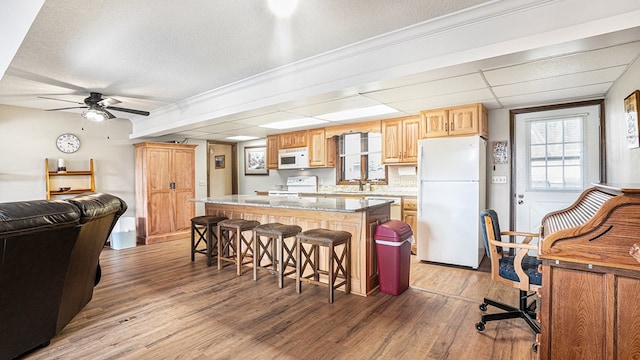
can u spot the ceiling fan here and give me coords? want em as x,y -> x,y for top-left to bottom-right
41,92 -> 150,122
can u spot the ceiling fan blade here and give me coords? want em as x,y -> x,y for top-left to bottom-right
98,97 -> 122,107
45,106 -> 87,111
38,96 -> 84,105
106,106 -> 150,116
103,109 -> 116,119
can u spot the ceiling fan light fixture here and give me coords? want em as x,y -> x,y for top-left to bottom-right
267,0 -> 298,18
82,108 -> 108,122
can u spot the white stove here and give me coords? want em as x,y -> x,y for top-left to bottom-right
268,176 -> 318,196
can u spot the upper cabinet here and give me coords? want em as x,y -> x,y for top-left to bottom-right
308,128 -> 336,168
266,135 -> 279,170
266,129 -> 336,169
279,130 -> 307,149
382,115 -> 421,164
422,103 -> 488,139
421,108 -> 449,138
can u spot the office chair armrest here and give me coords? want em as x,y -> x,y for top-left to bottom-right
490,238 -> 537,291
489,238 -> 537,251
501,230 -> 538,237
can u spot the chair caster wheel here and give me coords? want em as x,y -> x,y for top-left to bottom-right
532,343 -> 538,352
479,303 -> 487,311
475,321 -> 485,331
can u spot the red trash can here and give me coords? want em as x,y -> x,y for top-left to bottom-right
375,220 -> 413,295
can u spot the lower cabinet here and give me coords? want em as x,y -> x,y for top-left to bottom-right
539,260 -> 640,359
402,197 -> 418,254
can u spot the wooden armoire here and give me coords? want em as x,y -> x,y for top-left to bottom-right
134,142 -> 197,244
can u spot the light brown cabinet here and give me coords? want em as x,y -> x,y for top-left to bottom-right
134,142 -> 197,245
279,130 -> 307,149
381,115 -> 421,164
539,262 -> 640,359
402,197 -> 418,254
45,158 -> 96,200
308,128 -> 336,168
537,186 -> 640,359
266,135 -> 279,170
421,108 -> 449,138
422,103 -> 488,138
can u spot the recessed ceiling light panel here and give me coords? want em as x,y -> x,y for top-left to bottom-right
226,135 -> 259,141
260,117 -> 327,130
316,104 -> 399,121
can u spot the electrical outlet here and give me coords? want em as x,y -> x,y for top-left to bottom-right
492,176 -> 507,184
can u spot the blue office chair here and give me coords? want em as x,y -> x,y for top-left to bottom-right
476,209 -> 541,335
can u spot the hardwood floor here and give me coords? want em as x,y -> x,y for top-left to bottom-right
25,240 -> 538,359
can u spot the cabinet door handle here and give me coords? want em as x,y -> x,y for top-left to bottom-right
169,182 -> 176,189
445,122 -> 448,132
451,121 -> 454,131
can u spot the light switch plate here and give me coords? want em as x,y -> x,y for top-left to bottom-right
492,175 -> 507,184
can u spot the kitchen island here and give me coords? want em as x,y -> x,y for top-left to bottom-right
192,195 -> 392,296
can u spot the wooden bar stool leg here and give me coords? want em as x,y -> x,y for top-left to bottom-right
277,234 -> 284,288
296,238 -> 302,294
252,231 -> 260,281
205,223 -> 213,267
346,240 -> 351,294
310,244 -> 317,282
328,242 -> 335,303
217,226 -> 225,270
236,230 -> 242,276
190,222 -> 196,262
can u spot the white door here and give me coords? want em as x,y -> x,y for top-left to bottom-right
514,105 -> 601,233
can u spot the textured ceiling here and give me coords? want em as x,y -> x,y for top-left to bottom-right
2,0 -> 640,141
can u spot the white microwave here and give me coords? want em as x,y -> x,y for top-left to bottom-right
278,147 -> 309,169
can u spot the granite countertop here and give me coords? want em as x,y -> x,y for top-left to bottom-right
313,190 -> 417,197
192,195 -> 392,213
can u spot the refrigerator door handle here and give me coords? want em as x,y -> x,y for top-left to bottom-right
418,145 -> 422,180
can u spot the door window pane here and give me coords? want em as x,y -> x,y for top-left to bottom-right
527,116 -> 585,190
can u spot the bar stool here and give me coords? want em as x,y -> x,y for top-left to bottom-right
296,228 -> 351,303
191,215 -> 228,266
217,218 -> 260,275
253,223 -> 302,288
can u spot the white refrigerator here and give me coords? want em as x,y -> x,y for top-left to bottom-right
416,135 -> 486,268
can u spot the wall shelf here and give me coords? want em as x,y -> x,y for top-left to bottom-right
45,158 -> 96,199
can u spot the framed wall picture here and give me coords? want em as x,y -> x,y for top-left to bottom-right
624,90 -> 640,149
491,140 -> 508,164
214,155 -> 225,169
244,146 -> 268,175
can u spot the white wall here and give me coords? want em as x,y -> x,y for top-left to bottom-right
485,108 -> 511,227
604,57 -> 640,183
236,139 -> 284,195
0,104 -> 137,217
483,58 -> 640,226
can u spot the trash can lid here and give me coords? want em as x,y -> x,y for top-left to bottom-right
375,220 -> 413,242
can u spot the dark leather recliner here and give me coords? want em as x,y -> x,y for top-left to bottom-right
57,193 -> 127,333
0,193 -> 127,360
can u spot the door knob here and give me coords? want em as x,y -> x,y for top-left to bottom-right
517,194 -> 524,199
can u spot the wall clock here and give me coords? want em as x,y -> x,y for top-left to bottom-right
56,133 -> 81,153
